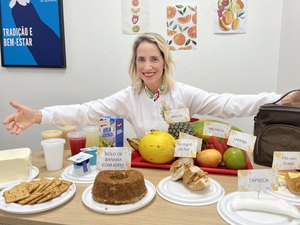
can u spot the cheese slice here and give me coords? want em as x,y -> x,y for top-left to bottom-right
0,148 -> 32,183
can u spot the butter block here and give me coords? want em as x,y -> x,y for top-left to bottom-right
0,148 -> 32,183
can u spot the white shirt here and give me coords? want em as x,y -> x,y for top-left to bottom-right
41,82 -> 280,137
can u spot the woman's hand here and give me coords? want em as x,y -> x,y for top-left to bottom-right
3,101 -> 42,135
281,90 -> 300,107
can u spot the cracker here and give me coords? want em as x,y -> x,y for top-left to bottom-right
37,193 -> 53,204
3,186 -> 30,203
17,192 -> 43,205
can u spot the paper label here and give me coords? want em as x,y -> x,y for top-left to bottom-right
97,147 -> 131,170
203,121 -> 231,138
174,138 -> 198,158
179,132 -> 202,152
238,169 -> 278,192
272,151 -> 300,170
227,130 -> 256,152
164,108 -> 190,124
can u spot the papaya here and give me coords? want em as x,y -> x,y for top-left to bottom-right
191,119 -> 242,142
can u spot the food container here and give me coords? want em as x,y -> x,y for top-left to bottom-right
68,152 -> 93,176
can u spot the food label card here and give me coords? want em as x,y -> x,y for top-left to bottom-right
272,151 -> 300,170
227,130 -> 256,152
164,108 -> 190,124
179,132 -> 202,152
175,136 -> 198,158
97,147 -> 131,170
203,121 -> 231,138
238,169 -> 278,192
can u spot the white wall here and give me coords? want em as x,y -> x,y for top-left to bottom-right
0,0 -> 289,151
277,0 -> 300,92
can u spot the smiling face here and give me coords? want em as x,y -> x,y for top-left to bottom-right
135,41 -> 165,93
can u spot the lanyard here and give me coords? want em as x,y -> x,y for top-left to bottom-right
144,85 -> 165,101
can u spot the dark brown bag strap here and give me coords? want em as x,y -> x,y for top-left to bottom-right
273,89 -> 300,104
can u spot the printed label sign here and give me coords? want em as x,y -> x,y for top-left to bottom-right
203,121 -> 231,138
272,151 -> 300,170
164,108 -> 190,124
97,147 -> 131,170
227,130 -> 256,152
175,138 -> 198,158
238,169 -> 278,192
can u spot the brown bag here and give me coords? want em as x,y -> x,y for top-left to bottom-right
253,90 -> 300,167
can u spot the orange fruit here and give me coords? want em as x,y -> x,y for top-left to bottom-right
173,33 -> 185,46
196,149 -> 222,168
167,6 -> 176,19
187,26 -> 197,39
167,29 -> 177,36
177,15 -> 191,24
192,13 -> 197,25
223,147 -> 246,170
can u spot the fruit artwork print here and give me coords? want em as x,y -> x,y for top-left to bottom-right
121,0 -> 149,34
214,0 -> 248,34
166,5 -> 197,51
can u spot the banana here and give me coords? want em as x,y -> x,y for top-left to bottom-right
127,138 -> 140,151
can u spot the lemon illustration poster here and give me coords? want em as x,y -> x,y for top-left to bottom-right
167,5 -> 197,51
121,0 -> 149,35
214,0 -> 248,33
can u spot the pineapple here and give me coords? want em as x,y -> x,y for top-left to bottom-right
161,101 -> 195,139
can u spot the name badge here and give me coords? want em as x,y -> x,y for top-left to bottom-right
164,108 -> 190,124
175,137 -> 198,158
238,169 -> 278,192
97,147 -> 131,170
272,151 -> 300,170
227,130 -> 256,152
203,121 -> 231,138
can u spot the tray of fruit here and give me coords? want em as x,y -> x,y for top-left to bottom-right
128,119 -> 253,175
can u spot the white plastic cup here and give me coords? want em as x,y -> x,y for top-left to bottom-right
41,138 -> 66,171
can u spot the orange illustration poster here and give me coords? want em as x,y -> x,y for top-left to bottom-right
166,5 -> 197,51
214,0 -> 248,33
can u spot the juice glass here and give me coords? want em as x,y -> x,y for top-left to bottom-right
67,131 -> 87,156
83,126 -> 99,147
59,125 -> 77,150
41,130 -> 62,140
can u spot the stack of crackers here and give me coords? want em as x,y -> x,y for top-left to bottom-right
3,178 -> 72,205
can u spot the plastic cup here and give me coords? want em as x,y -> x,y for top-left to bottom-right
81,147 -> 97,166
67,131 -> 87,156
83,126 -> 99,147
58,125 -> 77,150
41,130 -> 63,140
41,138 -> 65,171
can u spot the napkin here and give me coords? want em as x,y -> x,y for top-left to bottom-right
231,196 -> 300,220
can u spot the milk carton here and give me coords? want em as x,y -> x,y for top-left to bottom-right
99,116 -> 124,147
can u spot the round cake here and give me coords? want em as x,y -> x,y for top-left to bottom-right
92,169 -> 147,204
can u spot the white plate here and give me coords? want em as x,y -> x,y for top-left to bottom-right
156,176 -> 224,206
0,178 -> 76,214
265,187 -> 300,206
0,166 -> 39,190
61,165 -> 98,183
82,180 -> 155,214
217,191 -> 300,225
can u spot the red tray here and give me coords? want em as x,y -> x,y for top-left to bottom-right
131,151 -> 253,176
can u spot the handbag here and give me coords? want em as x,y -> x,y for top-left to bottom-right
253,89 -> 300,167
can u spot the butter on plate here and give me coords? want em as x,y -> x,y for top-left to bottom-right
0,148 -> 32,183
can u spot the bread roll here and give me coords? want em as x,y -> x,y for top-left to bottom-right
182,166 -> 210,191
170,157 -> 194,181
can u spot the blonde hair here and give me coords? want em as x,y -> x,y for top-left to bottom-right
128,33 -> 175,93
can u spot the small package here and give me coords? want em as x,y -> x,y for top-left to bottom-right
68,152 -> 93,176
99,116 -> 124,147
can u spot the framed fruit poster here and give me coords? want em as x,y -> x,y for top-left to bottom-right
167,5 -> 197,51
0,0 -> 66,68
214,0 -> 248,33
